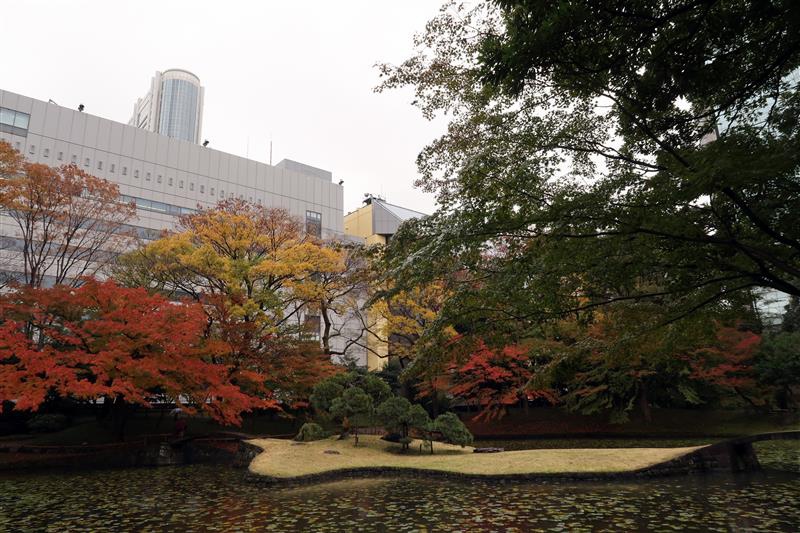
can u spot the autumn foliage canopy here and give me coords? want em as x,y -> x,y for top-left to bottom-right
0,279 -> 272,425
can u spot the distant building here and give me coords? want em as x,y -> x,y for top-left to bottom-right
344,196 -> 428,369
128,69 -> 204,144
344,195 -> 426,246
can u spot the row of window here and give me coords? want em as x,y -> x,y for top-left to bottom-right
120,195 -> 324,238
119,194 -> 197,217
22,143 -> 301,204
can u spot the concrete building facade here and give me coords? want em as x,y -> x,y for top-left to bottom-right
128,69 -> 204,144
1,88 -> 344,246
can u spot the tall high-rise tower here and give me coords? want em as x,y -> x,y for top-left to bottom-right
128,69 -> 204,144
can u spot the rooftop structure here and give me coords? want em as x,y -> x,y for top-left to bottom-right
128,69 -> 204,144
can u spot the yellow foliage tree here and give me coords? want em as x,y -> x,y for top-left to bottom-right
114,199 -> 344,406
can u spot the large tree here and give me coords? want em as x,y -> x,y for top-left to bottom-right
377,1 -> 800,340
0,279 -> 270,430
114,200 -> 342,407
0,141 -> 136,288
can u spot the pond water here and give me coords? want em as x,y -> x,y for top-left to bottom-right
1,442 -> 798,532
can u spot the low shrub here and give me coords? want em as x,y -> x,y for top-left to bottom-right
294,422 -> 327,442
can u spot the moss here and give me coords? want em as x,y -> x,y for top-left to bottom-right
247,435 -> 701,479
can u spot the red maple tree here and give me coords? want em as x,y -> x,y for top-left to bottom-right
202,293 -> 340,409
0,279 -> 273,425
447,340 -> 558,421
686,325 -> 764,408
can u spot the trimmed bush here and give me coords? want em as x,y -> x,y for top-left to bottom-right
294,422 -> 327,442
26,413 -> 69,433
434,412 -> 473,447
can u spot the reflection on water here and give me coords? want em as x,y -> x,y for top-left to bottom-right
0,441 -> 798,532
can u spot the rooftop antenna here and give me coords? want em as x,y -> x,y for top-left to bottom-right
269,137 -> 273,166
47,99 -> 58,105
246,136 -> 250,159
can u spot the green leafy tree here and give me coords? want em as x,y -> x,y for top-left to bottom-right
377,1 -> 800,344
757,332 -> 800,409
330,387 -> 374,446
294,422 -> 328,442
310,371 -> 392,417
376,396 -> 431,452
783,297 -> 800,333
432,412 -> 473,451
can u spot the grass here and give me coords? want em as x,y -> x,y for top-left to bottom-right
247,435 -> 703,479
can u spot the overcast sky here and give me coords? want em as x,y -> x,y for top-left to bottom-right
1,1 -> 445,214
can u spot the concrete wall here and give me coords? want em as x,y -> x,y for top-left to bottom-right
0,89 -> 344,239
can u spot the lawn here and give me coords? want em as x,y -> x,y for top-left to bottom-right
247,435 -> 703,479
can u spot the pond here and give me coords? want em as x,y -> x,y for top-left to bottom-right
1,442 -> 798,532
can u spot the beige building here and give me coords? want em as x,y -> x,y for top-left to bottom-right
344,196 -> 427,369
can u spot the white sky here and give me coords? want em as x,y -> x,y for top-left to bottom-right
0,0 -> 445,214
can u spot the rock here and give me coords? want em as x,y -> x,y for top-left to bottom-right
473,447 -> 505,453
323,450 -> 341,455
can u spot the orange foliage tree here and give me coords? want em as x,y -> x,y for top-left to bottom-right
686,326 -> 764,409
0,141 -> 136,288
0,279 -> 271,426
448,340 -> 558,421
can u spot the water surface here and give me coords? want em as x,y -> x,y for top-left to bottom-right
1,441 -> 798,532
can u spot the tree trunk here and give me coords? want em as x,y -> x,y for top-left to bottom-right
321,302 -> 332,355
110,397 -> 130,441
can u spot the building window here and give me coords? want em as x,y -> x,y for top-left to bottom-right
146,172 -> 151,181
157,175 -> 162,184
210,187 -> 215,196
28,145 -> 36,154
238,194 -> 243,200
0,106 -> 30,137
71,155 -> 77,164
97,161 -> 103,170
168,177 -> 173,186
189,182 -> 194,191
220,189 -> 224,197
110,163 -> 115,173
305,210 -> 322,238
199,184 -> 204,194
257,198 -> 262,205
122,166 -> 127,176
229,193 -> 233,199
15,142 -> 21,150
134,169 -> 139,178
84,158 -> 90,167
43,148 -> 50,158
179,180 -> 184,189
57,151 -> 63,161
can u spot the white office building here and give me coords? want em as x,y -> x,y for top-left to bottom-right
0,87 -> 368,364
128,69 -> 204,144
1,87 -> 343,240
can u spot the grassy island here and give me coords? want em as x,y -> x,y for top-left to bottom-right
247,435 -> 703,480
